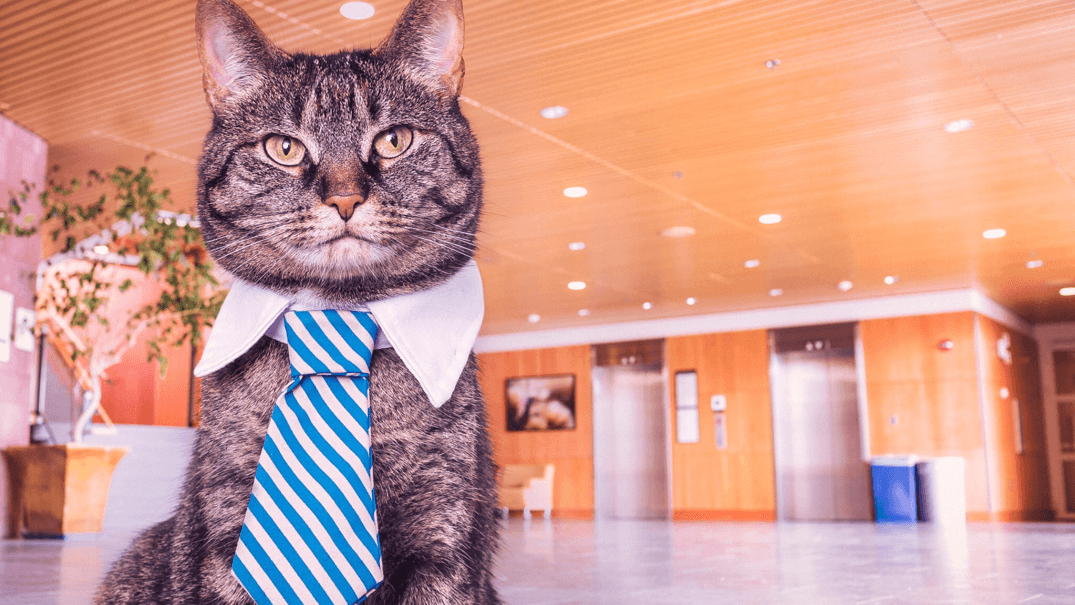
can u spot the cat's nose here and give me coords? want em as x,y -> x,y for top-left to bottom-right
323,193 -> 365,221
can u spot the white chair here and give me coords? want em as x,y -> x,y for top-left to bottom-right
499,463 -> 554,519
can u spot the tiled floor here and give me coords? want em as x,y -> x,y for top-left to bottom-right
3,519 -> 1075,604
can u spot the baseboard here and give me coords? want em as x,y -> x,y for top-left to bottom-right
672,509 -> 776,521
551,508 -> 594,520
967,510 -> 1056,522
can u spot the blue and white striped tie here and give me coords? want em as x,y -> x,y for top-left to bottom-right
233,310 -> 383,605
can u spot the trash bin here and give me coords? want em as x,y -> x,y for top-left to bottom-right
871,456 -> 918,522
916,457 -> 966,524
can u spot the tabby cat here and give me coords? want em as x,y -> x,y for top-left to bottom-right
94,0 -> 500,602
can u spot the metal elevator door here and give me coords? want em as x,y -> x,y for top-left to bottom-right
771,324 -> 871,521
592,340 -> 671,520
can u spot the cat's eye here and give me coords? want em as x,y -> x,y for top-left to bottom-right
372,126 -> 413,159
263,135 -> 307,166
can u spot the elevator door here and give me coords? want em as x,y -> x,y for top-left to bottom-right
771,347 -> 871,521
592,362 -> 670,520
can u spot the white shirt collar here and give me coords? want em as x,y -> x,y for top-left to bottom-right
194,261 -> 484,408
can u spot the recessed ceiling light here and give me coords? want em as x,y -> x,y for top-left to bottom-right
660,225 -> 695,238
339,2 -> 375,20
578,309 -> 590,316
769,288 -> 784,297
686,297 -> 697,305
759,213 -> 782,224
1061,287 -> 1075,297
884,275 -> 899,285
527,314 -> 541,323
642,302 -> 652,310
837,280 -> 853,292
744,259 -> 761,268
983,228 -> 1006,239
1027,260 -> 1044,269
765,59 -> 780,69
563,186 -> 588,198
568,281 -> 586,290
540,106 -> 569,119
568,241 -> 586,251
944,119 -> 974,133
92,244 -> 109,255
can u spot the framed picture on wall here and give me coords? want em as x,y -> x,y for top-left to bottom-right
505,374 -> 577,432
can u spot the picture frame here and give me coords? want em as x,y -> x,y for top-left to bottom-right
505,374 -> 577,432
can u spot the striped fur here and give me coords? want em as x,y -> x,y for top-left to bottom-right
95,0 -> 500,603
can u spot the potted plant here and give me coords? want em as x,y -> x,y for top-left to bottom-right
0,164 -> 224,537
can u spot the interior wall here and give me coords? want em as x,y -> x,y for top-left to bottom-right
665,330 -> 776,519
859,311 -> 991,515
97,268 -> 193,428
0,115 -> 46,537
478,345 -> 595,517
976,315 -> 1052,519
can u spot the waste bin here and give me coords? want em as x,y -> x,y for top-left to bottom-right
871,456 -> 918,522
916,457 -> 966,524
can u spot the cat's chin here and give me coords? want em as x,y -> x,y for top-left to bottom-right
291,237 -> 395,277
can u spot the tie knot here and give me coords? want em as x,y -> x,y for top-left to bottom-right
283,310 -> 379,377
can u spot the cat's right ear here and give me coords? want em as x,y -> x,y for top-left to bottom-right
195,0 -> 282,109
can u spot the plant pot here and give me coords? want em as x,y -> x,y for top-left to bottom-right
2,443 -> 127,538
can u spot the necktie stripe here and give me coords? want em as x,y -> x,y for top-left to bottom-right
315,376 -> 371,430
233,551 -> 277,605
306,376 -> 372,451
251,465 -> 356,599
243,504 -> 327,604
265,420 -> 382,561
239,527 -> 307,605
248,495 -> 345,604
325,310 -> 375,362
236,310 -> 382,605
309,312 -> 371,372
292,382 -> 373,481
284,389 -> 374,498
285,317 -> 345,375
258,451 -> 374,588
290,313 -> 359,375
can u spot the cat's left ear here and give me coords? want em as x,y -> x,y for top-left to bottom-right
377,0 -> 465,96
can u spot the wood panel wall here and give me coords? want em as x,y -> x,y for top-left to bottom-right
665,330 -> 776,519
976,316 -> 1052,520
478,346 -> 595,517
860,312 -> 991,514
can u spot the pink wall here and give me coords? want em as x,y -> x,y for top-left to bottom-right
0,115 -> 46,536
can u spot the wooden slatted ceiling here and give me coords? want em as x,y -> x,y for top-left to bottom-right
3,0 -> 1075,336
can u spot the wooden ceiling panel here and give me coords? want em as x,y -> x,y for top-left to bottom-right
4,0 -> 1075,332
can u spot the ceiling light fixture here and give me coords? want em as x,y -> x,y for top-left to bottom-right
686,297 -> 697,305
563,186 -> 588,198
884,275 -> 899,285
744,259 -> 761,268
944,119 -> 974,133
1027,260 -> 1044,269
765,59 -> 780,69
1061,287 -> 1075,297
837,280 -> 853,292
642,302 -> 652,310
540,106 -> 569,119
769,288 -> 783,297
759,213 -> 782,224
339,2 -> 375,20
660,226 -> 695,238
983,228 -> 1006,239
92,244 -> 109,255
527,314 -> 541,323
578,309 -> 590,316
568,281 -> 586,290
568,241 -> 586,251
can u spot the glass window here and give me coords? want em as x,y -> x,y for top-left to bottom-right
1054,350 -> 1075,395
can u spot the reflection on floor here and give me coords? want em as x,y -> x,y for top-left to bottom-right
3,519 -> 1075,604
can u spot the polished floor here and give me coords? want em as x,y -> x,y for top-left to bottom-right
3,519 -> 1075,604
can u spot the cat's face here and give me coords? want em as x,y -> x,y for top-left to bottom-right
195,0 -> 480,303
